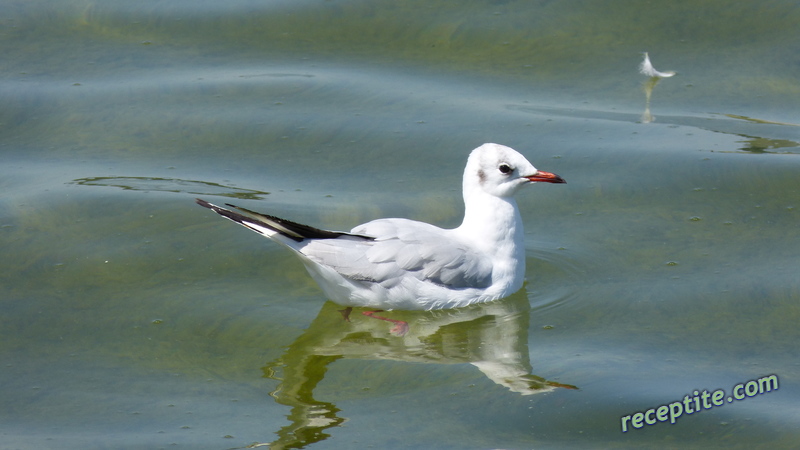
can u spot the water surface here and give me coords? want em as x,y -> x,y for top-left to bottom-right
2,1 -> 799,449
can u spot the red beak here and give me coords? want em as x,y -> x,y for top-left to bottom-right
526,171 -> 566,184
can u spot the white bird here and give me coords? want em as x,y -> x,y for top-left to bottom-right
196,143 -> 565,311
639,52 -> 676,78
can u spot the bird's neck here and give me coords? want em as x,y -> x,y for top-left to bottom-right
457,191 -> 524,257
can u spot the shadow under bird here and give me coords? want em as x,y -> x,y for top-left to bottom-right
196,143 -> 565,311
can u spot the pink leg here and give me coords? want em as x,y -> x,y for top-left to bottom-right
362,310 -> 409,336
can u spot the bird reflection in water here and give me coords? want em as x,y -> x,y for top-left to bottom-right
255,291 -> 576,449
639,52 -> 676,124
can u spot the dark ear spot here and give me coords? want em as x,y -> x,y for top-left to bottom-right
477,169 -> 486,185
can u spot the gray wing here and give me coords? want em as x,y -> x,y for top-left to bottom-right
299,218 -> 493,289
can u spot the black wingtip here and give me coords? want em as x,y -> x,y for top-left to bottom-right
196,198 -> 213,209
195,198 -> 374,242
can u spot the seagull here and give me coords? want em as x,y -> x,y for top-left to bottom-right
639,52 -> 676,78
196,143 -> 565,311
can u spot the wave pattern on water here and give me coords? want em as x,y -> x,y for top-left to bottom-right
72,176 -> 270,200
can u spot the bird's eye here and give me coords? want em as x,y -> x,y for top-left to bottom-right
498,164 -> 513,174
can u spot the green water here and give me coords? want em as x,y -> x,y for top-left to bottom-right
2,1 -> 799,449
